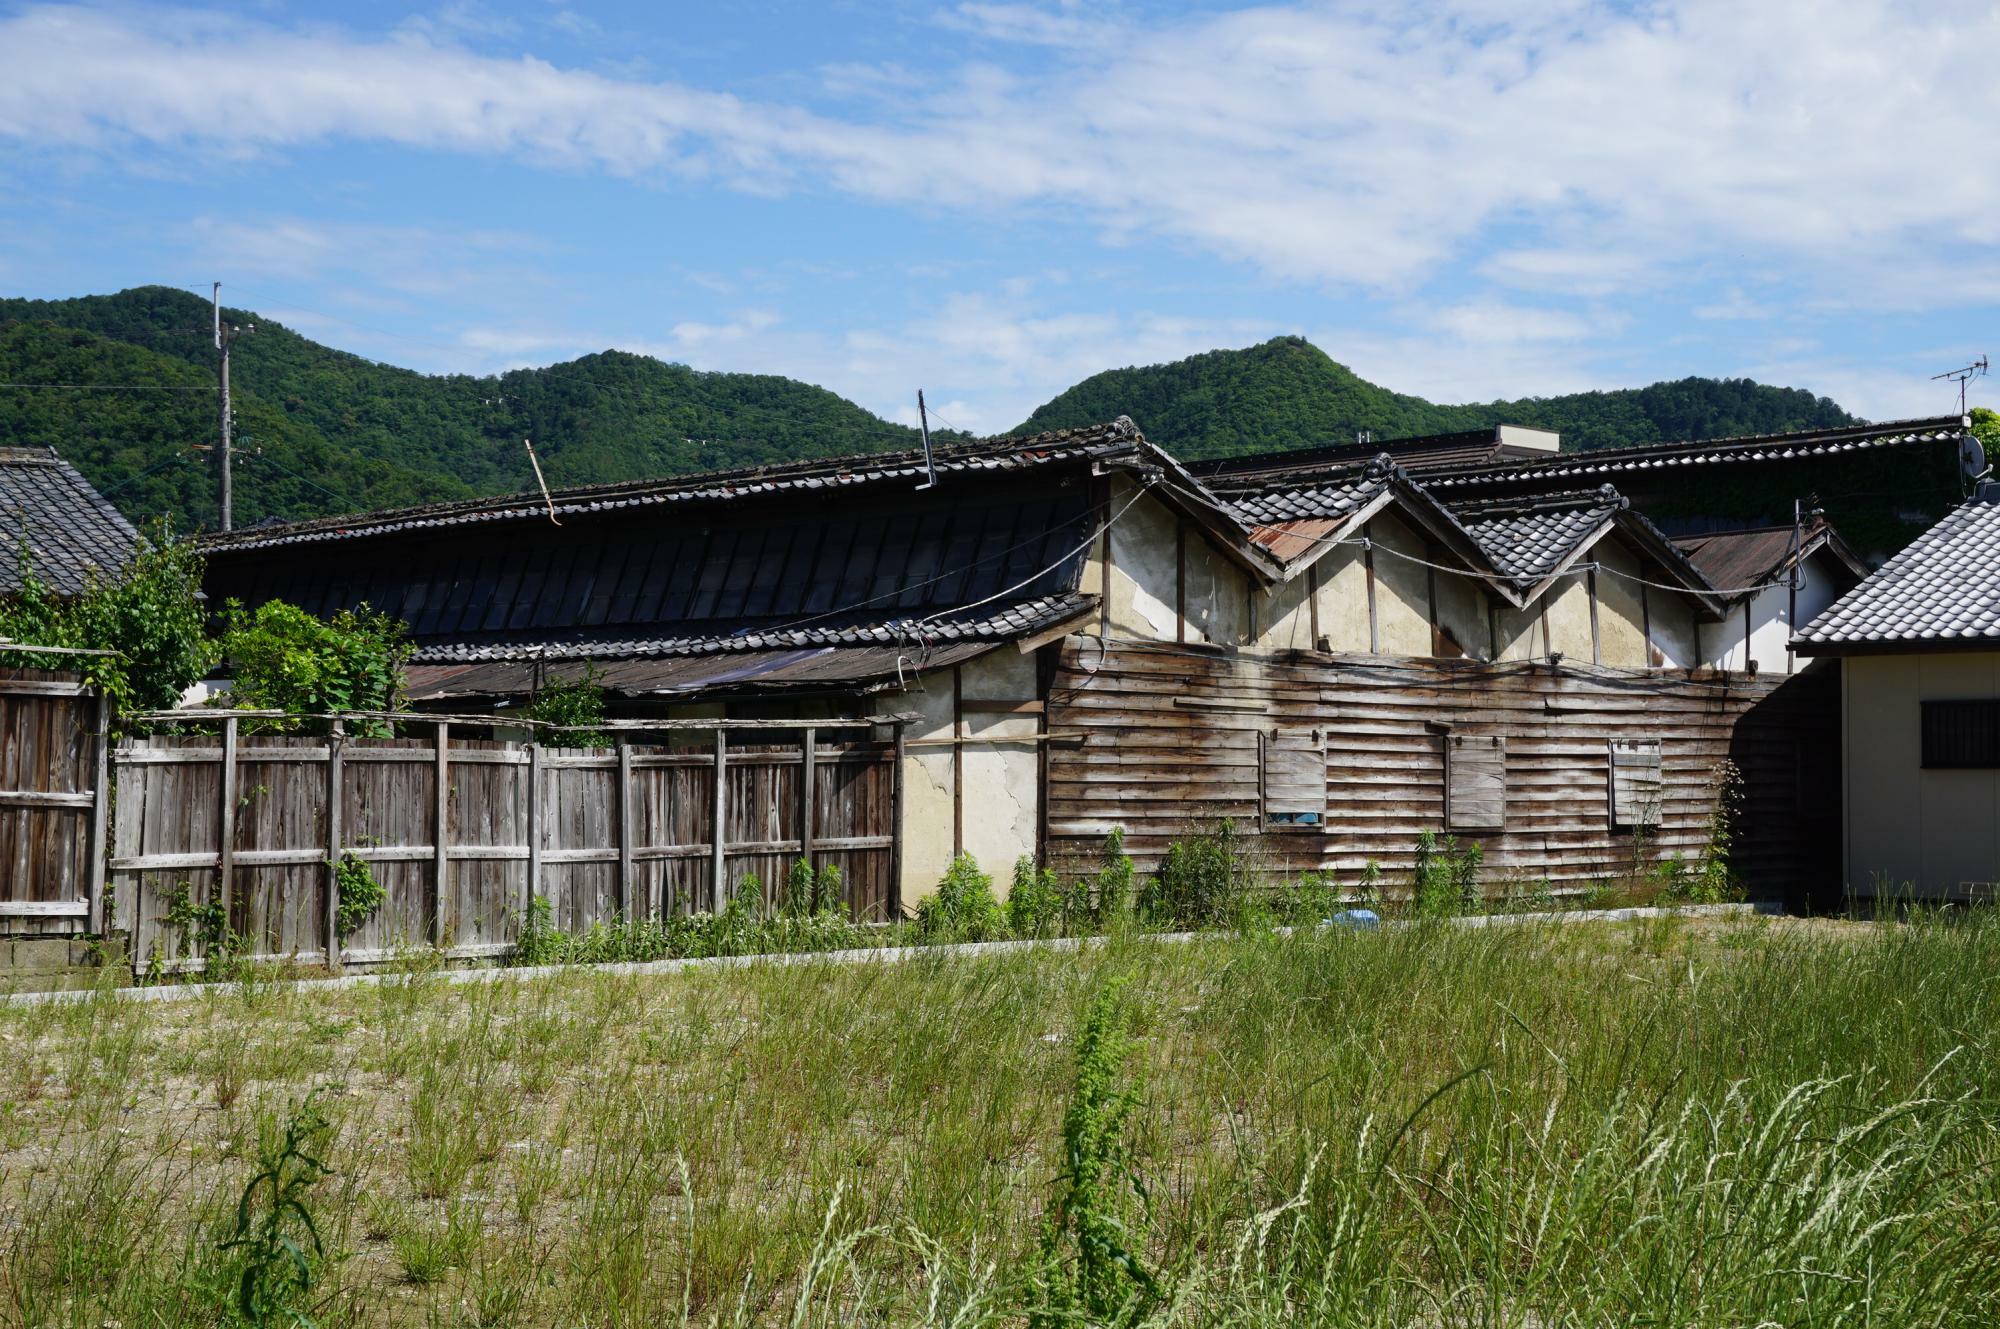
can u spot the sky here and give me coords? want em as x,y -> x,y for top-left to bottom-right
0,0 -> 1995,435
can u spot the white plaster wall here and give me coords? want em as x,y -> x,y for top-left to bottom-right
1368,514 -> 1433,655
1543,576 -> 1596,661
1648,591 -> 1698,668
1315,547 -> 1372,653
1433,569 -> 1490,660
1255,573 -> 1317,652
888,649 -> 1045,906
1104,479 -> 1181,641
1182,522 -> 1249,646
1844,652 -> 2000,897
1593,541 -> 1650,667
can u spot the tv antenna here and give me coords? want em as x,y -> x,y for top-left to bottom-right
915,390 -> 938,491
1932,355 -> 1988,416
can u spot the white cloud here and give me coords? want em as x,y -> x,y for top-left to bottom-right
6,1 -> 2000,305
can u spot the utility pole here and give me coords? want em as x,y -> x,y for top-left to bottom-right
212,283 -> 252,531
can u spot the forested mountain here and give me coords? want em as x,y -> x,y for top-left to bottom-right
2,291 -> 1859,530
1016,336 -> 1856,457
0,287 -> 934,529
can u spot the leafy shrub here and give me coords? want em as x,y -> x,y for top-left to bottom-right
218,598 -> 409,734
525,663 -> 610,749
1007,857 -> 1065,939
1413,830 -> 1483,918
1272,870 -> 1340,926
330,851 -> 385,943
1141,821 -> 1247,929
917,854 -> 1005,942
1033,977 -> 1157,1326
0,521 -> 214,715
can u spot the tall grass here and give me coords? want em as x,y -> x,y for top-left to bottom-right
1,912 -> 1996,1325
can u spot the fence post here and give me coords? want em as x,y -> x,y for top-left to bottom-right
711,727 -> 727,912
799,726 -> 816,888
324,719 -> 344,968
616,738 -> 634,919
85,686 -> 110,936
218,715 -> 238,936
433,721 -> 450,950
526,741 -> 543,916
889,720 -> 906,922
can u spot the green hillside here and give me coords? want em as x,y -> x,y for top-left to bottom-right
0,287 -> 934,529
2,293 -> 1860,531
1016,336 -> 1856,457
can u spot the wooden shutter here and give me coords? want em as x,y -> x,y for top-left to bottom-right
1446,733 -> 1506,831
1609,739 -> 1663,828
1262,728 -> 1325,824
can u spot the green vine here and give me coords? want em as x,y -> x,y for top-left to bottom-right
330,852 -> 386,942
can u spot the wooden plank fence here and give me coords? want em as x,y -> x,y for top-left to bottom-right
110,718 -> 903,975
0,664 -> 109,937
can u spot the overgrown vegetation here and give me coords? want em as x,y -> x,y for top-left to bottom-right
330,852 -> 386,943
0,523 -> 214,713
524,664 -> 611,748
1411,829 -> 1484,917
916,854 -> 1005,942
218,1091 -> 334,1328
217,599 -> 410,733
514,863 -> 865,967
5,913 -> 1999,1323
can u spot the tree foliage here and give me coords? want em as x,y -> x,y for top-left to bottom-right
524,664 -> 611,748
218,599 -> 409,732
0,524 -> 214,714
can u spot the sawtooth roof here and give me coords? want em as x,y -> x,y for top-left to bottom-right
0,447 -> 139,599
1794,495 -> 2000,655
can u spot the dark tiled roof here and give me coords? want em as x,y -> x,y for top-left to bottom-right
195,419 -> 1144,553
408,592 -> 1095,664
1794,497 -> 2000,653
1449,488 -> 1625,582
405,639 -> 1004,702
1229,466 -> 1388,525
1193,426 -> 1553,485
0,447 -> 139,598
1425,417 -> 1967,491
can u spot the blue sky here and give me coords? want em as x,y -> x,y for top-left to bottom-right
1,0 -> 1995,434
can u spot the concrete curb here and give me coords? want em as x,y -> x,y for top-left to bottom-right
0,901 -> 1780,1010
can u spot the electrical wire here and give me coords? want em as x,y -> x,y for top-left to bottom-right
0,382 -> 211,391
912,482 -> 1152,629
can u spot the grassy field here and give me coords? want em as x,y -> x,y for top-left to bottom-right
2,912 -> 1997,1326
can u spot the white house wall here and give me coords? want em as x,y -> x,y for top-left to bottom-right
1842,651 -> 2000,898
1698,549 -> 1849,676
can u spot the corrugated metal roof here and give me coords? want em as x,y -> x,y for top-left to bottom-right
1671,521 -> 1867,602
0,447 -> 139,598
1794,497 -> 2000,653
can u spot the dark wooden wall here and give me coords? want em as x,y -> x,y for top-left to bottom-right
0,666 -> 106,936
1045,640 -> 1835,903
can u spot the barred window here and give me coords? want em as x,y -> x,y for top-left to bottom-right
1922,700 -> 2000,769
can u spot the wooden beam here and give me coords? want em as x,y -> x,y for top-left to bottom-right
710,727 -> 727,911
218,715 -> 238,936
433,722 -> 450,947
952,667 -> 964,859
960,698 -> 1044,715
0,901 -> 90,918
1307,559 -> 1321,649
1176,518 -> 1187,644
1588,569 -> 1602,666
1363,525 -> 1380,655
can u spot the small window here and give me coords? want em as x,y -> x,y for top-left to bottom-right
1446,733 -> 1506,831
1262,727 -> 1325,827
1922,700 -> 2000,769
1610,739 -> 1663,829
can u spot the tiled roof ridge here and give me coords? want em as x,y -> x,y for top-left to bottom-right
0,446 -> 60,465
1446,485 -> 1628,521
404,590 -> 1096,664
195,417 -> 1144,553
1426,415 -> 1966,487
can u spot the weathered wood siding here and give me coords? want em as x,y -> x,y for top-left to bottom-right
111,728 -> 899,974
1046,640 -> 1834,902
0,667 -> 106,936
